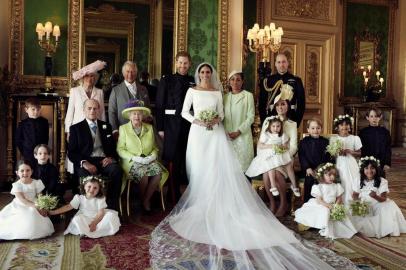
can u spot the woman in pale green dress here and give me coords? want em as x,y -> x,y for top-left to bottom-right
223,71 -> 255,172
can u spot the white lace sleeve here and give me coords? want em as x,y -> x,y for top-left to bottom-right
181,89 -> 195,123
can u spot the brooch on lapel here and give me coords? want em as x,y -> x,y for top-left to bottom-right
102,124 -> 107,129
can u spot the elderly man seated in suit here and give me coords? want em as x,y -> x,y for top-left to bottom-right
108,61 -> 150,140
68,99 -> 122,211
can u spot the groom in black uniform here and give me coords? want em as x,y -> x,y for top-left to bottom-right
156,51 -> 195,203
259,53 -> 306,126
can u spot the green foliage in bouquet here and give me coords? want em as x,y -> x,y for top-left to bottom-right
330,203 -> 346,221
273,144 -> 287,155
350,200 -> 370,217
326,139 -> 343,157
35,194 -> 59,211
198,109 -> 219,130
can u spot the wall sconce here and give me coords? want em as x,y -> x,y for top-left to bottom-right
360,65 -> 385,102
36,21 -> 60,94
247,23 -> 283,62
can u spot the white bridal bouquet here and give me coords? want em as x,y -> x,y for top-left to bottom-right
35,194 -> 59,211
198,109 -> 219,130
326,140 -> 344,157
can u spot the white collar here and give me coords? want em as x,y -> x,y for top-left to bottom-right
124,80 -> 137,89
86,119 -> 97,126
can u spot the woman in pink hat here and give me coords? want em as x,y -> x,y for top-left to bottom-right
65,61 -> 107,176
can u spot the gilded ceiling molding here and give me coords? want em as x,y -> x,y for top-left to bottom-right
272,0 -> 336,26
217,0 -> 229,86
173,0 -> 189,59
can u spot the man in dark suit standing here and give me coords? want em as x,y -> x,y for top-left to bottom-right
108,61 -> 150,140
259,53 -> 306,126
68,99 -> 122,211
156,51 -> 195,202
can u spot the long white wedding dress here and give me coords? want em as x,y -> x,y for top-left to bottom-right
150,86 -> 355,269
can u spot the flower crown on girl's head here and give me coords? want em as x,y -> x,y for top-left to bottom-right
333,114 -> 354,125
80,175 -> 104,186
266,115 -> 283,123
315,162 -> 335,180
358,156 -> 380,168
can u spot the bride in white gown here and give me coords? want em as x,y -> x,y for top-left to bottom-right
150,63 -> 354,269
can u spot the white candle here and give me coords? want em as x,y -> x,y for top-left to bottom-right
364,78 -> 369,85
379,77 -> 384,86
363,71 -> 367,77
360,66 -> 364,70
367,65 -> 371,71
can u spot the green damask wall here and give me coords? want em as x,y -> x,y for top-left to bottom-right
85,0 -> 150,73
187,0 -> 218,72
242,0 -> 257,93
344,3 -> 389,97
24,0 -> 68,76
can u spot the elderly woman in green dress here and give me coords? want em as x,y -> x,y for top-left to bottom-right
223,71 -> 255,172
117,99 -> 168,212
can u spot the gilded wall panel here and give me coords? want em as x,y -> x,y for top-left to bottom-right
305,45 -> 322,104
279,43 -> 297,75
272,0 -> 336,25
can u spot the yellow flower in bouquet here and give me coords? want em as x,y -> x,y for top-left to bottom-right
198,109 -> 219,130
35,194 -> 59,211
330,203 -> 346,221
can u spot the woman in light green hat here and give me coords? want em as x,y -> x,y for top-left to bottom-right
117,99 -> 168,213
223,70 -> 255,172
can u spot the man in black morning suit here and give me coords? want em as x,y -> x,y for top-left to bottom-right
68,99 -> 122,211
156,51 -> 195,202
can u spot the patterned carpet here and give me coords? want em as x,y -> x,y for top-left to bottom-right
1,148 -> 406,269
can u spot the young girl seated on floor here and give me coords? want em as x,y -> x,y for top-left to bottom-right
246,116 -> 300,197
0,160 -> 54,240
50,176 -> 120,238
351,156 -> 406,238
294,162 -> 357,239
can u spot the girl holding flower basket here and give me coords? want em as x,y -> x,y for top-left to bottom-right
246,116 -> 300,198
351,157 -> 406,238
50,176 -> 120,238
0,160 -> 54,240
329,114 -> 362,204
294,163 -> 357,239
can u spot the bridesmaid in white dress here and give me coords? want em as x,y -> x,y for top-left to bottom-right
246,116 -> 299,197
0,160 -> 54,240
150,63 -> 337,270
352,157 -> 406,238
329,114 -> 362,204
295,163 -> 357,239
50,176 -> 120,238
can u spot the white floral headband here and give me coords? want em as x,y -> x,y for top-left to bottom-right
358,156 -> 380,167
315,162 -> 335,180
81,175 -> 104,185
333,114 -> 354,124
267,115 -> 283,122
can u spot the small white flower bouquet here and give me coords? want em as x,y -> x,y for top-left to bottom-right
349,200 -> 370,217
326,140 -> 343,157
273,144 -> 287,155
330,203 -> 346,221
35,194 -> 59,211
198,109 -> 219,130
